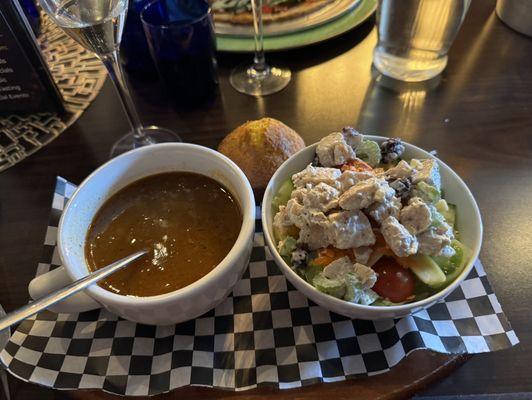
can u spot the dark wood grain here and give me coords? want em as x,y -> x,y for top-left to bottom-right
66,353 -> 469,400
1,0 -> 531,398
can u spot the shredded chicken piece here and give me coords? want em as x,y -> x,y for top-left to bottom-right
417,224 -> 455,257
399,197 -> 432,234
384,160 -> 413,180
338,170 -> 374,192
292,164 -> 341,189
327,210 -> 376,249
322,256 -> 377,289
315,132 -> 356,167
338,178 -> 394,211
367,197 -> 401,225
381,216 -> 419,257
411,159 -> 441,190
291,182 -> 339,212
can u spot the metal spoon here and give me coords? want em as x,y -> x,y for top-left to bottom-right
0,250 -> 147,333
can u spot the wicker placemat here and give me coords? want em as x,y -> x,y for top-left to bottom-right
0,13 -> 106,172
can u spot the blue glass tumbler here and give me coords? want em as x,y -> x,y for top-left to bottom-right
120,0 -> 157,75
141,0 -> 218,108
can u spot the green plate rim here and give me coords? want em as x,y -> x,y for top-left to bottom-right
216,0 -> 377,53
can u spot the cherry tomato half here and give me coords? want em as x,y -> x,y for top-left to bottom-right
372,257 -> 415,303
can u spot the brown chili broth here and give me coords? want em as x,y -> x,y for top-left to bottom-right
85,172 -> 242,297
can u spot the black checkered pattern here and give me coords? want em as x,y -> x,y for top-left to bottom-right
0,177 -> 519,396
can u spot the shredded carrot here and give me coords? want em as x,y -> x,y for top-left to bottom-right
319,248 -> 337,258
312,247 -> 354,267
340,159 -> 373,173
312,256 -> 333,267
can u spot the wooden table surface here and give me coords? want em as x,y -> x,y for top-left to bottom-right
1,0 -> 531,398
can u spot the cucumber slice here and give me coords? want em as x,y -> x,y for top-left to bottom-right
397,255 -> 446,288
412,181 -> 441,204
437,240 -> 469,286
440,203 -> 456,228
272,178 -> 294,212
312,273 -> 346,299
435,199 -> 449,213
356,140 -> 381,167
432,239 -> 464,275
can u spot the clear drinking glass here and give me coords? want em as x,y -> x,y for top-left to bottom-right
229,0 -> 291,96
39,0 -> 181,157
374,0 -> 471,82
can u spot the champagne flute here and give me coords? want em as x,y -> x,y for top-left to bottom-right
39,0 -> 181,158
229,0 -> 291,96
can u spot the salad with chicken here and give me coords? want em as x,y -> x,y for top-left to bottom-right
272,128 -> 469,306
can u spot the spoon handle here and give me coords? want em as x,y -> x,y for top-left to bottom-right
0,250 -> 147,332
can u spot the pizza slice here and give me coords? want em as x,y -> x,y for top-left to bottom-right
211,0 -> 336,25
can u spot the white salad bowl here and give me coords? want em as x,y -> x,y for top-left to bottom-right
262,136 -> 482,320
29,143 -> 255,325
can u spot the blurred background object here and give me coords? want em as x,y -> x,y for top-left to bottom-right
120,0 -> 157,76
374,0 -> 470,82
141,0 -> 219,108
18,0 -> 41,36
0,1 -> 64,117
38,0 -> 180,157
496,0 -> 532,37
229,0 -> 291,96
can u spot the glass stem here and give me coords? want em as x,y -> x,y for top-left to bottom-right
100,50 -> 147,145
250,0 -> 268,74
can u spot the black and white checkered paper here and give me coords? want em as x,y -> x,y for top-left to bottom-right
0,177 -> 519,396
